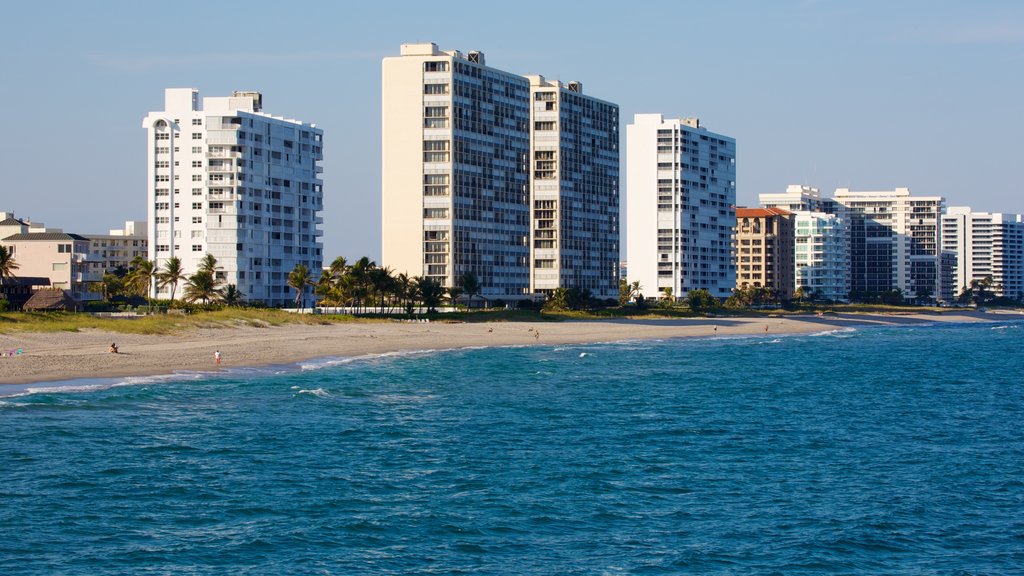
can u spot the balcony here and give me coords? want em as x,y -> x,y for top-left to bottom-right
206,150 -> 242,159
208,164 -> 239,173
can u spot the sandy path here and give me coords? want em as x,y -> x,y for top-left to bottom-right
0,311 -> 1017,387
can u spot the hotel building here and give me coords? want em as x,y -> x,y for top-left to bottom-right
793,211 -> 851,301
734,207 -> 794,299
626,113 -> 736,300
382,43 -> 620,300
941,207 -> 1024,301
142,89 -> 324,306
832,188 -> 943,302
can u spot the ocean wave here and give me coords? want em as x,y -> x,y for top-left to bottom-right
297,388 -> 330,398
2,372 -> 209,399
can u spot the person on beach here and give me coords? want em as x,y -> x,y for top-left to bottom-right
109,343 -> 118,354
214,350 -> 222,365
765,324 -> 769,334
714,325 -> 718,335
534,330 -> 540,341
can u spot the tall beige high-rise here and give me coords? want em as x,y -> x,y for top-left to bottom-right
382,43 -> 620,300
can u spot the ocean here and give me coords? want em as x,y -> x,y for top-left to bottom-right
1,321 -> 1023,574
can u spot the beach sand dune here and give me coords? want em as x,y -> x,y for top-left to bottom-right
0,311 -> 1015,386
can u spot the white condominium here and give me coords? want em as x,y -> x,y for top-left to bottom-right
142,89 -> 324,306
526,76 -> 619,299
759,184 -> 831,213
382,43 -> 620,300
87,221 -> 148,277
626,114 -> 736,299
793,211 -> 851,302
941,207 -> 1024,301
832,188 -> 943,302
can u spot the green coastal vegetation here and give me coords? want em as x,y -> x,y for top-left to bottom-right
0,251 -> 1018,335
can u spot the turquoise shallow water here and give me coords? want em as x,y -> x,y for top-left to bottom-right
2,322 -> 1023,574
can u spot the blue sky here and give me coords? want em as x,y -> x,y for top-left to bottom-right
2,0 -> 1022,261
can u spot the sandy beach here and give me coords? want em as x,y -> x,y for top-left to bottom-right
1,310 -> 1020,388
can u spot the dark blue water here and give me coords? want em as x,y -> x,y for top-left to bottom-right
2,322 -> 1023,574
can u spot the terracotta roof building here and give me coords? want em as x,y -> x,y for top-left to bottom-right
734,207 -> 795,299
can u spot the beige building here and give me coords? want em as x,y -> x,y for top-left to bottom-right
734,207 -> 795,299
0,232 -> 101,300
87,221 -> 148,276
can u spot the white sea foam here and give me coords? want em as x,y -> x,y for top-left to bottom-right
297,388 -> 330,398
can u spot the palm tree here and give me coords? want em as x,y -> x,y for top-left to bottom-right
446,285 -> 464,306
368,266 -> 396,314
157,256 -> 185,303
288,263 -> 313,310
127,257 -> 156,306
0,245 -> 19,288
183,270 -> 224,305
198,253 -> 220,276
458,272 -> 483,308
222,284 -> 244,307
414,276 -> 444,314
395,273 -> 413,314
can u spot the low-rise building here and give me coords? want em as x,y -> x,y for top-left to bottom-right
87,221 -> 148,276
0,232 -> 101,301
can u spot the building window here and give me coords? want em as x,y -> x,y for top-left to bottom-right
192,245 -> 203,252
191,118 -> 202,125
534,121 -> 556,131
192,161 -> 202,167
192,133 -> 203,140
192,202 -> 202,209
192,175 -> 202,181
192,146 -> 203,153
423,208 -> 449,219
192,216 -> 203,224
424,83 -> 449,94
424,61 -> 449,72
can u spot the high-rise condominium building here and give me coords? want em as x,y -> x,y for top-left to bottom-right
941,207 -> 1024,301
759,184 -> 832,213
382,43 -> 620,300
142,89 -> 324,306
793,211 -> 851,302
832,188 -> 943,302
626,114 -> 736,300
525,75 -> 619,299
734,208 -> 794,299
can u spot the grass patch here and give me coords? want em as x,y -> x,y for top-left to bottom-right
0,309 -> 356,335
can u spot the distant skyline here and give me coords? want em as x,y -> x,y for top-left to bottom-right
2,0 -> 1022,261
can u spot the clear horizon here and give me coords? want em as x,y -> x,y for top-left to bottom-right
2,0 -> 1022,261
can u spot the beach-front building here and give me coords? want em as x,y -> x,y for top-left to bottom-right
0,231 -> 101,301
142,89 -> 324,306
759,184 -> 832,213
793,211 -> 851,301
382,43 -> 620,301
525,75 -> 620,300
941,207 -> 1024,301
832,188 -> 943,302
86,221 -> 148,276
626,113 -> 736,300
733,207 -> 794,300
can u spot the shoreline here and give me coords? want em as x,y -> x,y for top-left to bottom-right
1,310 -> 1020,390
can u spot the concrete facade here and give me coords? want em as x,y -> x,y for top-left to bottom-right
0,232 -> 100,300
832,188 -> 943,302
793,211 -> 851,302
526,75 -> 619,300
626,114 -> 736,300
941,207 -> 1024,301
87,221 -> 148,276
142,89 -> 324,306
734,207 -> 794,299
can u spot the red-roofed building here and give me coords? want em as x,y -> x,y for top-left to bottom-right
734,207 -> 795,299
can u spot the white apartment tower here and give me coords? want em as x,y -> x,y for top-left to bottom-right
626,113 -> 736,300
941,207 -> 1024,301
382,43 -> 620,300
759,184 -> 830,213
526,75 -> 619,299
793,211 -> 851,302
143,89 -> 324,306
832,188 -> 943,302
